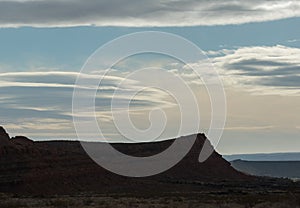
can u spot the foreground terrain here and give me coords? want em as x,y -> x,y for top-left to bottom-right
1,189 -> 300,208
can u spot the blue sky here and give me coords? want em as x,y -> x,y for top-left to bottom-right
1,17 -> 300,71
0,0 -> 300,154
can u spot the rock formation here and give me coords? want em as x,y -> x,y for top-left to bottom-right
0,126 -> 251,195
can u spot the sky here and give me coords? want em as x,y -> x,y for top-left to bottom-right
0,0 -> 299,154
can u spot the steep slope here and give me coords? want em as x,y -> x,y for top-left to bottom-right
0,126 -> 10,144
0,126 -> 251,195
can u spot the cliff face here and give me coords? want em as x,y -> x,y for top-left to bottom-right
0,126 -> 251,195
0,127 -> 14,155
0,126 -> 10,142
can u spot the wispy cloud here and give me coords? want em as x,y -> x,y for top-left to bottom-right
0,0 -> 299,27
1,45 -> 299,140
0,69 -> 181,139
223,125 -> 274,131
205,49 -> 235,57
4,118 -> 72,131
287,39 -> 300,43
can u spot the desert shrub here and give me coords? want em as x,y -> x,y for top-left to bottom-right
0,200 -> 27,208
49,198 -> 75,208
83,198 -> 94,206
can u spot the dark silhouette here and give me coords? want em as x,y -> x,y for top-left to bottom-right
0,126 -> 251,195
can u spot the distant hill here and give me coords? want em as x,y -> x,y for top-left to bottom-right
231,160 -> 300,179
224,152 -> 300,162
0,126 -> 251,195
225,152 -> 300,179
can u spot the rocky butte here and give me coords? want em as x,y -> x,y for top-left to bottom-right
0,126 -> 253,195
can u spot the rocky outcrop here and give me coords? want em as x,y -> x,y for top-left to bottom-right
0,126 -> 10,142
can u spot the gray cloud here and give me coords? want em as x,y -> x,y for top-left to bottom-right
0,0 -> 299,27
209,45 -> 300,95
261,75 -> 300,87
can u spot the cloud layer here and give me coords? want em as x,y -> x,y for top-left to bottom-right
0,69 -> 189,139
0,0 -> 299,27
1,45 -> 299,142
211,45 -> 300,95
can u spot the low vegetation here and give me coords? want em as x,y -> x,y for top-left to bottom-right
1,192 -> 300,208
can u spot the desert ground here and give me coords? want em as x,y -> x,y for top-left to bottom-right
1,191 -> 300,208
